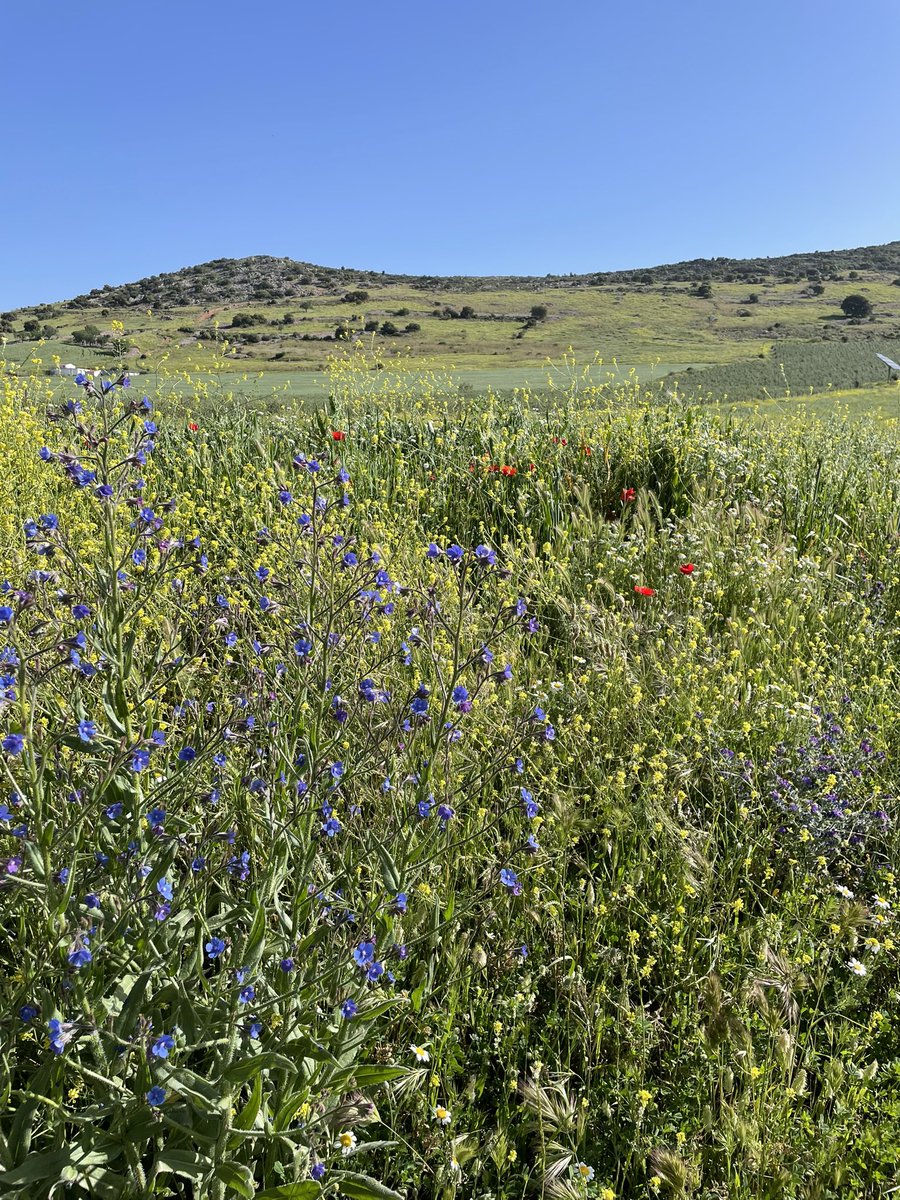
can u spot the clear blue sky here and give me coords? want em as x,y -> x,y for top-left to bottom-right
2,0 -> 899,309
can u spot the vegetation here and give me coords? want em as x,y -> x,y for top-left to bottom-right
0,345 -> 898,1199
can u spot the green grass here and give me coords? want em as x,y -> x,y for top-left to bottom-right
1,358 -> 900,1198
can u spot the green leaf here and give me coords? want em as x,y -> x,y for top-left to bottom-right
230,1071 -> 264,1136
0,1148 -> 73,1187
254,1185 -> 321,1199
347,1066 -> 406,1089
155,1148 -> 212,1182
214,1159 -> 256,1198
333,1169 -> 405,1199
224,1051 -> 298,1085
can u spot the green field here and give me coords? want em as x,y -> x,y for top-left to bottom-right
6,254 -> 900,407
1,355 -> 900,1199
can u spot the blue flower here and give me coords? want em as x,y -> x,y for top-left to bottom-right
474,544 -> 496,566
131,748 -> 150,772
330,761 -> 344,780
310,1163 -> 326,1181
322,816 -> 341,837
247,1020 -> 263,1039
178,746 -> 196,762
437,804 -> 455,826
342,552 -> 358,568
280,957 -> 295,973
2,734 -> 24,756
72,603 -> 91,619
147,807 -> 165,828
151,1032 -> 175,1059
48,1018 -> 75,1054
85,892 -> 101,908
294,638 -> 312,657
340,998 -> 358,1019
19,1003 -> 39,1022
105,802 -> 123,820
426,542 -> 441,559
77,719 -> 97,743
157,877 -> 174,901
278,489 -> 293,505
446,544 -> 464,563
392,892 -> 408,914
500,868 -> 523,895
146,1086 -> 166,1107
68,946 -> 92,969
238,985 -> 255,1005
132,548 -> 147,567
191,856 -> 206,872
353,941 -> 376,967
206,937 -> 226,959
0,607 -> 13,625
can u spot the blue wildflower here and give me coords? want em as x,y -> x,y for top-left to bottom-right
151,1033 -> 175,1059
146,1086 -> 166,1107
206,937 -> 226,959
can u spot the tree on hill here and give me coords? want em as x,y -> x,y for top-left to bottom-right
840,294 -> 873,319
530,304 -> 548,320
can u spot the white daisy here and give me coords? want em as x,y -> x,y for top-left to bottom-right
433,1105 -> 452,1126
836,885 -> 854,899
848,958 -> 867,977
336,1130 -> 357,1156
410,1043 -> 430,1063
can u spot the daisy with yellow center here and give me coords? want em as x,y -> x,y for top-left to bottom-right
410,1043 -> 430,1062
337,1131 -> 357,1156
576,1162 -> 595,1181
433,1105 -> 452,1126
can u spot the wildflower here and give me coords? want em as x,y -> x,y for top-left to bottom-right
576,1162 -> 595,1182
0,607 -> 13,625
621,487 -> 635,503
131,748 -> 150,772
178,746 -> 196,762
353,942 -> 376,968
147,807 -> 165,829
411,1044 -> 430,1062
238,985 -> 256,1005
205,936 -> 226,959
331,430 -> 346,441
156,877 -> 174,901
340,998 -> 358,1018
188,421 -> 199,432
433,1105 -> 452,1126
48,1018 -> 75,1054
873,895 -> 891,909
77,719 -> 97,743
68,946 -> 92,969
280,957 -> 295,973
836,884 -> 855,899
310,1163 -> 326,1180
71,603 -> 91,619
337,1130 -> 357,1155
500,868 -> 522,895
633,585 -> 655,597
474,544 -> 496,566
445,544 -> 464,564
20,1003 -> 39,1022
146,1086 -> 167,1107
151,1033 -> 175,1059
848,958 -> 867,976
679,563 -> 696,574
2,733 -> 24,756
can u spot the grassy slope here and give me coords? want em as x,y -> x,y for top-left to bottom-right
5,266 -> 900,403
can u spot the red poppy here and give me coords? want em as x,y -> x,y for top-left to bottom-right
621,487 -> 635,503
633,585 -> 655,596
500,465 -> 517,477
528,463 -> 536,472
583,446 -> 592,456
331,430 -> 346,441
188,422 -> 199,432
679,563 -> 695,575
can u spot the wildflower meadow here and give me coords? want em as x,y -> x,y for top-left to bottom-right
0,347 -> 898,1200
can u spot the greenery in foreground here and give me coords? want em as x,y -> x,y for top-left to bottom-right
0,353 -> 898,1200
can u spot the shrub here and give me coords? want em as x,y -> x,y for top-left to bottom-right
841,294 -> 873,319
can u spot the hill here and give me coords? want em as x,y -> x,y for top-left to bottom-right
3,242 -> 900,402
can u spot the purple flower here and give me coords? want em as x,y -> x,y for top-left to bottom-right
151,1033 -> 175,1059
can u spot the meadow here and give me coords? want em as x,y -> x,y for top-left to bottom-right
0,346 -> 899,1200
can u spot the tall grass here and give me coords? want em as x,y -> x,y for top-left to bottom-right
0,352 -> 898,1199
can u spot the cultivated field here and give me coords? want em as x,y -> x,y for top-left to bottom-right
0,350 -> 898,1199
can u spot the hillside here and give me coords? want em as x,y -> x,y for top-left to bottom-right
21,241 -> 900,311
3,242 -> 900,402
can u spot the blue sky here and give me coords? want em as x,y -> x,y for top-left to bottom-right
2,0 -> 899,308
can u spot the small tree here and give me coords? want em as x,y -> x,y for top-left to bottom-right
530,304 -> 548,320
840,294 -> 872,319
231,313 -> 256,328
